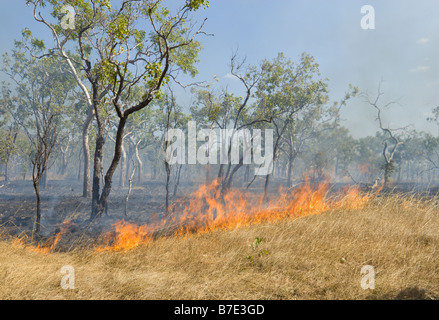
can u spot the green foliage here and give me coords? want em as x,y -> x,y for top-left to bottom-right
107,14 -> 130,41
95,59 -> 117,87
256,52 -> 329,124
246,237 -> 269,263
186,0 -> 209,11
144,62 -> 169,95
27,0 -> 208,118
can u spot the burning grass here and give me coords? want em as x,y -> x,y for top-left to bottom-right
11,220 -> 74,254
94,179 -> 370,252
0,193 -> 438,299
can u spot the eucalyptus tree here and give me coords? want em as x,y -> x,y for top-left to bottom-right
156,90 -> 191,215
191,88 -> 248,190
255,52 -> 329,199
27,0 -> 210,218
108,103 -> 155,187
191,54 -> 269,193
362,83 -> 406,187
2,45 -> 76,235
277,92 -> 357,187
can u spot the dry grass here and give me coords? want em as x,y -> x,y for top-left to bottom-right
0,194 -> 438,300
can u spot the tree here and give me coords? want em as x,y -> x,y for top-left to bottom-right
159,90 -> 191,216
190,53 -> 272,194
255,52 -> 329,199
362,83 -> 406,187
28,0 -> 210,219
3,49 -> 75,235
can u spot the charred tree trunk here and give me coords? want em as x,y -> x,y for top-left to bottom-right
91,107 -> 107,219
92,116 -> 128,218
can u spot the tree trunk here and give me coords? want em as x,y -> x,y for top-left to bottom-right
40,170 -> 48,189
4,160 -> 9,184
223,160 -> 243,193
77,148 -> 82,181
32,180 -> 41,236
125,148 -> 134,185
82,106 -> 94,198
120,142 -> 127,187
134,143 -> 143,184
93,116 -> 128,218
165,162 -> 171,217
91,127 -> 106,218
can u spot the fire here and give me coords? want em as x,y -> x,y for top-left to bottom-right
12,220 -> 73,254
10,179 -> 371,254
95,221 -> 153,252
96,178 -> 370,252
169,178 -> 369,236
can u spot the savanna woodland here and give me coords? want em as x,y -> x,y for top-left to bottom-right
0,0 -> 438,300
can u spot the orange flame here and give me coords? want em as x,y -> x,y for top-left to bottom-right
95,221 -> 153,252
96,178 -> 370,252
12,220 -> 74,254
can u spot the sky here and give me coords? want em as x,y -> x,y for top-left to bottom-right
1,0 -> 438,138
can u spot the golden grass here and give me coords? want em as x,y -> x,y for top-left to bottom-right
0,194 -> 438,300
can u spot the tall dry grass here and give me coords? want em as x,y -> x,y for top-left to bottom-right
0,194 -> 438,300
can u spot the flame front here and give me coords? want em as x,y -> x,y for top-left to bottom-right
96,179 -> 370,252
170,178 -> 369,235
11,180 -> 370,253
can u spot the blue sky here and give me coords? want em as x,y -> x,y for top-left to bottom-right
1,0 -> 439,137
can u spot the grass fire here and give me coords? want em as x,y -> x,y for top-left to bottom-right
1,0 -> 439,302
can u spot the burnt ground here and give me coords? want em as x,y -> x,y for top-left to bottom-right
0,178 -> 187,249
1,177 -> 439,251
